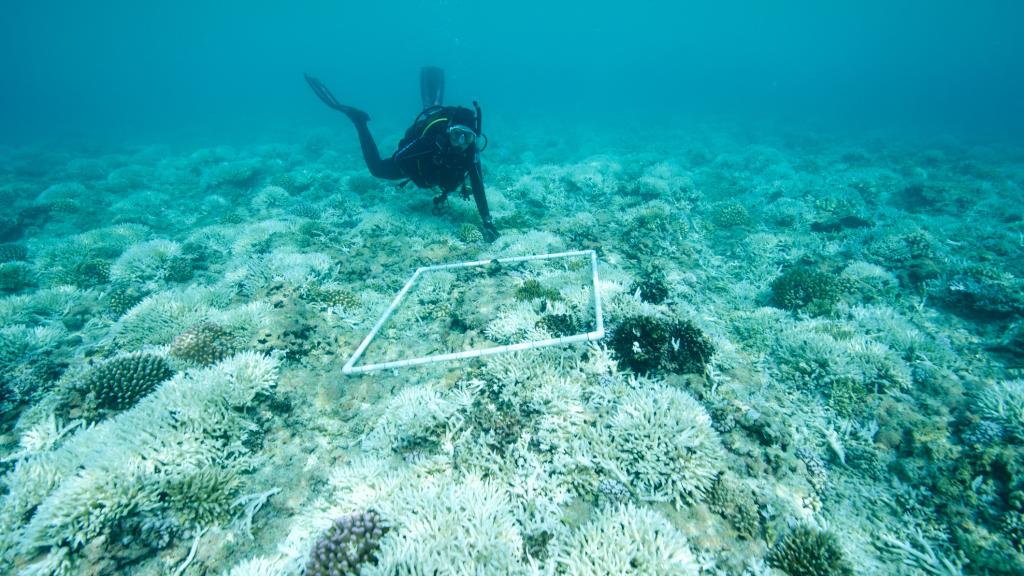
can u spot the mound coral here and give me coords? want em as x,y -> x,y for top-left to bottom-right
456,222 -> 484,243
708,475 -> 762,539
609,313 -> 714,375
163,254 -> 196,282
306,510 -> 388,576
628,263 -> 670,304
515,277 -> 562,302
0,262 -> 36,294
769,525 -> 853,576
594,381 -> 724,506
711,202 -> 752,228
169,322 -> 235,366
104,282 -> 148,316
770,265 -> 841,315
62,353 -> 175,422
554,503 -> 698,575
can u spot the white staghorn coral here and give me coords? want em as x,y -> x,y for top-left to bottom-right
0,352 -> 280,561
110,292 -> 213,348
111,287 -> 268,350
592,380 -> 724,507
22,460 -> 157,550
262,250 -> 334,286
0,324 -> 65,372
553,503 -> 698,575
109,239 -> 182,283
271,458 -> 529,576
365,474 -> 528,576
976,379 -> 1024,441
484,301 -> 544,344
361,384 -> 458,454
222,556 -> 288,576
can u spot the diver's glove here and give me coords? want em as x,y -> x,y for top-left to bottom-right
482,219 -> 499,242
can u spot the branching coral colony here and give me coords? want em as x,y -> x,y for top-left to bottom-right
1,128 -> 1022,575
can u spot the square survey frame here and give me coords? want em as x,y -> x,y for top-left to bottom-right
342,249 -> 605,374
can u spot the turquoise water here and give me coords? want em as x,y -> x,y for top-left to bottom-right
1,2 -> 1023,575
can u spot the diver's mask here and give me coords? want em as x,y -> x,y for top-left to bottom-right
447,124 -> 477,151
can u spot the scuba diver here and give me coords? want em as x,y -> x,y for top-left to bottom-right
304,67 -> 498,241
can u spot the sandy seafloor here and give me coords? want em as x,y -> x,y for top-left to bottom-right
1,125 -> 1023,576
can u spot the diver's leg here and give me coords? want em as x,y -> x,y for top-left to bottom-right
420,66 -> 445,108
304,74 -> 402,179
351,121 -> 403,180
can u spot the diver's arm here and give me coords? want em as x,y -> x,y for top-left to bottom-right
469,156 -> 498,240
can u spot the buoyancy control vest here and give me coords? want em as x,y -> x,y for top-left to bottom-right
392,105 -> 482,192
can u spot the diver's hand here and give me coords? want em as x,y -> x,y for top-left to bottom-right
482,220 -> 499,242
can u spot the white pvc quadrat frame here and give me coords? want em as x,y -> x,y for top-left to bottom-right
342,249 -> 605,375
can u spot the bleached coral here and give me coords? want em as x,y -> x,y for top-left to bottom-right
481,230 -> 565,259
844,337 -> 912,393
110,291 -> 213,348
110,239 -> 182,283
72,224 -> 151,257
262,250 -> 334,286
34,182 -> 89,205
250,185 -> 291,212
231,219 -> 293,254
976,379 -> 1024,441
592,380 -> 724,506
16,415 -> 79,455
840,261 -> 898,300
109,284 -> 265,350
553,503 -> 698,575
22,460 -> 157,550
0,352 -> 280,562
875,529 -> 964,576
365,474 -> 528,576
222,556 -> 287,576
772,322 -> 865,391
484,301 -> 544,344
361,384 -> 458,454
0,324 -> 65,372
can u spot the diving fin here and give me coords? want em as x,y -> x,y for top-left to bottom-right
304,73 -> 370,124
420,66 -> 445,109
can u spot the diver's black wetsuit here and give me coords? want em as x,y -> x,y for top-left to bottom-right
305,68 -> 497,240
